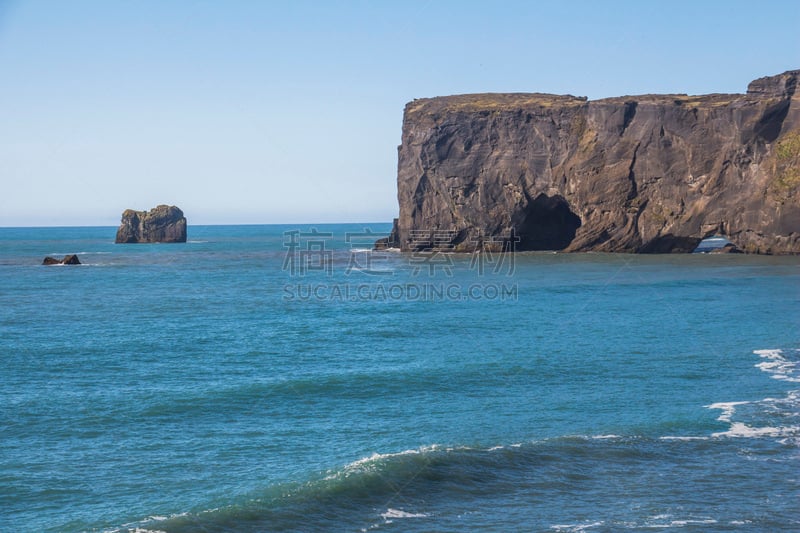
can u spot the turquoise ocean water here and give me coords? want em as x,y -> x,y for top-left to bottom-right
1,224 -> 798,532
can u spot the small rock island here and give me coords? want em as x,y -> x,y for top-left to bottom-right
115,205 -> 187,243
42,254 -> 81,265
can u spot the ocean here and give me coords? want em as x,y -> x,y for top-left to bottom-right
1,224 -> 798,532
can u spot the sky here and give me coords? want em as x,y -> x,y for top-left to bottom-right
0,0 -> 798,226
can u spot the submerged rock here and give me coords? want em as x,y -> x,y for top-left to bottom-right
389,70 -> 800,254
43,254 -> 81,265
115,205 -> 187,243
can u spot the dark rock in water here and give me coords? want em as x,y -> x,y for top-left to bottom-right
709,243 -> 744,254
387,70 -> 800,254
374,218 -> 401,250
43,254 -> 81,265
115,205 -> 187,243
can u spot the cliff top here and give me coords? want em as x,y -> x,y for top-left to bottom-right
405,93 -> 588,115
595,93 -> 742,107
406,70 -> 799,116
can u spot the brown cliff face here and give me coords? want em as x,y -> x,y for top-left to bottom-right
115,205 -> 187,243
389,71 -> 800,254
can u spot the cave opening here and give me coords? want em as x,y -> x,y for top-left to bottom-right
692,235 -> 735,253
516,194 -> 582,251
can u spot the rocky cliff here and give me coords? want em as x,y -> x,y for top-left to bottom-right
387,70 -> 800,254
115,205 -> 187,243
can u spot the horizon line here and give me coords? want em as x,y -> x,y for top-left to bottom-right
0,220 -> 396,229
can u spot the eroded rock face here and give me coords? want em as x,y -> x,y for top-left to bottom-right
115,205 -> 187,243
390,71 -> 800,254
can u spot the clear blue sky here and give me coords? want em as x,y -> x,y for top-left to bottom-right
1,0 -> 798,226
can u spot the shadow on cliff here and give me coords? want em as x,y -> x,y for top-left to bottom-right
640,234 -> 703,254
515,194 -> 582,251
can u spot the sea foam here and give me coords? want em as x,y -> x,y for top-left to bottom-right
754,348 -> 800,382
380,508 -> 429,519
706,349 -> 799,439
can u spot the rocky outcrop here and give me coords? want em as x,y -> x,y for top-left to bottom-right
389,70 -> 800,254
43,254 -> 81,265
115,205 -> 187,243
709,243 -> 743,254
374,218 -> 401,250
